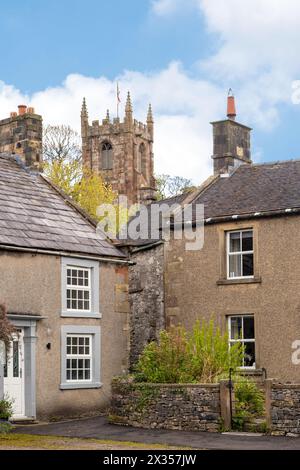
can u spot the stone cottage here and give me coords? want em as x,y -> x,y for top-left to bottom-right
0,106 -> 130,421
121,93 -> 300,383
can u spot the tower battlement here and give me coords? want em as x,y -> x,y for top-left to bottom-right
81,93 -> 156,205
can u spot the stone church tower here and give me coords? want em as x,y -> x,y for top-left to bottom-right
81,93 -> 156,205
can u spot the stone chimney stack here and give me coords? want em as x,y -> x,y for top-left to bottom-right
0,106 -> 43,171
211,90 -> 252,175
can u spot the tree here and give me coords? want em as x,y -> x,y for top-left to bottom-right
0,304 -> 15,352
42,126 -> 131,236
156,174 -> 195,200
43,125 -> 82,164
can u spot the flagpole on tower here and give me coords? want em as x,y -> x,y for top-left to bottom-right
117,82 -> 121,118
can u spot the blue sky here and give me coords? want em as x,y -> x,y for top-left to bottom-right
1,0 -> 210,92
1,0 -> 300,181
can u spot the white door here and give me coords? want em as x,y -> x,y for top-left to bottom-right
3,329 -> 25,418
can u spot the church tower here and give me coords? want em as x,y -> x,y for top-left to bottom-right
81,93 -> 156,205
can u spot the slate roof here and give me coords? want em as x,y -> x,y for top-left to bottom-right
123,160 -> 300,249
119,191 -> 193,248
193,160 -> 300,220
0,154 -> 126,258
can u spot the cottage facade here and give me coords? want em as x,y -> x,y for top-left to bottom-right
0,107 -> 129,420
127,95 -> 300,383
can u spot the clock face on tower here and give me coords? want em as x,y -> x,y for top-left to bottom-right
237,146 -> 244,157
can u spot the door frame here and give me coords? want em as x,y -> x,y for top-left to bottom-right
4,329 -> 25,418
6,315 -> 38,419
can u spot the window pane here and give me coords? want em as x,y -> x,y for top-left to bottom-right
242,231 -> 253,251
229,232 -> 240,252
244,342 -> 255,367
230,317 -> 242,339
229,254 -> 241,278
243,317 -> 255,339
13,341 -> 19,378
242,253 -> 254,276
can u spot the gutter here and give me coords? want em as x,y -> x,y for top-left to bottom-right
0,244 -> 133,265
130,240 -> 164,254
169,206 -> 300,228
202,207 -> 300,226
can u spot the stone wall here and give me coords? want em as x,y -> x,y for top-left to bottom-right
0,107 -> 42,170
128,243 -> 165,367
109,378 -> 223,432
270,384 -> 300,435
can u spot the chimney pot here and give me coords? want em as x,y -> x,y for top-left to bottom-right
18,105 -> 27,116
27,107 -> 35,114
10,112 -> 17,118
227,90 -> 236,120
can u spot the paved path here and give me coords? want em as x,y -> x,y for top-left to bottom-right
13,416 -> 300,450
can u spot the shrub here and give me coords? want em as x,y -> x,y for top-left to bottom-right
232,378 -> 265,431
134,320 -> 244,384
0,396 -> 14,420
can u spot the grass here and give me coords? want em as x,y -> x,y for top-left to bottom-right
0,433 -> 193,450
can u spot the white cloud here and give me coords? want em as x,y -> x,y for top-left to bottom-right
0,63 -> 224,184
151,0 -> 190,16
2,0 -> 300,184
152,0 -> 300,132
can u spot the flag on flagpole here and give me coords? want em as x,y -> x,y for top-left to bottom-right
116,82 -> 121,118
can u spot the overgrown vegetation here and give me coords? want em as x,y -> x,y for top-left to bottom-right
0,397 -> 13,420
0,396 -> 14,434
232,378 -> 265,431
134,320 -> 244,384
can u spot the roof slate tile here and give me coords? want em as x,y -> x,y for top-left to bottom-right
0,154 -> 125,259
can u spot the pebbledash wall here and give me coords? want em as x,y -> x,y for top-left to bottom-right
109,378 -> 231,432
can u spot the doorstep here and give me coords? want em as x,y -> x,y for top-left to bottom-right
10,417 -> 39,425
222,432 -> 264,437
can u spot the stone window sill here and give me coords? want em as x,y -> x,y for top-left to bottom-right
217,277 -> 262,286
60,382 -> 102,390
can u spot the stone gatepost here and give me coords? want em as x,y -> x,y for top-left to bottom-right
220,380 -> 232,430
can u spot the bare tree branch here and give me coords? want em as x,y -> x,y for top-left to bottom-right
43,125 -> 82,164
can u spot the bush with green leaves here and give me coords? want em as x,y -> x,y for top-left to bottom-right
0,396 -> 14,420
134,320 -> 244,384
232,378 -> 265,431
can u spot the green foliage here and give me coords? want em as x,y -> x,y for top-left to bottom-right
155,174 -> 195,200
232,378 -> 265,431
0,304 -> 15,352
134,320 -> 244,384
0,396 -> 14,420
0,421 -> 12,435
